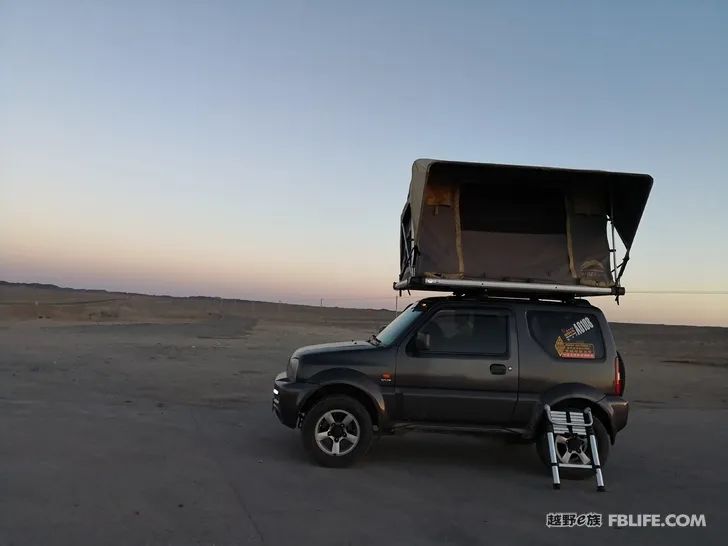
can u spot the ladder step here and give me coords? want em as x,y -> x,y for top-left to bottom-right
553,426 -> 587,435
558,463 -> 594,469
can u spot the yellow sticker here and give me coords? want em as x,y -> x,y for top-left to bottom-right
555,336 -> 595,359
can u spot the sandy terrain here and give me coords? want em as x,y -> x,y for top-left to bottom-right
1,282 -> 727,545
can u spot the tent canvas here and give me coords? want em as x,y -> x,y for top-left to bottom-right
397,159 -> 652,297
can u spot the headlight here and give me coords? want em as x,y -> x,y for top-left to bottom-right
286,357 -> 299,381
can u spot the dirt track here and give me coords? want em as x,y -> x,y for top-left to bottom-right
1,284 -> 727,545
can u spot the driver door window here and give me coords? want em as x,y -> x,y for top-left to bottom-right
416,309 -> 508,356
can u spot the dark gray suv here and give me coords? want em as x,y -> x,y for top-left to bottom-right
273,295 -> 627,476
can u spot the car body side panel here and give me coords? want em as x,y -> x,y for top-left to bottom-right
393,303 -> 519,424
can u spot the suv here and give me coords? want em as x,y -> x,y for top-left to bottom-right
272,296 -> 627,476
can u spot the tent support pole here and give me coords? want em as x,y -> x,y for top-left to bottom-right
454,186 -> 464,276
609,189 -> 618,288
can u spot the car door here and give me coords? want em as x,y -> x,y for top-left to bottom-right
394,305 -> 518,424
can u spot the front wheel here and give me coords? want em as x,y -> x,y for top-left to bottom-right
536,409 -> 610,480
301,395 -> 374,467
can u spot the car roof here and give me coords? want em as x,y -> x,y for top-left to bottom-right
413,295 -> 596,310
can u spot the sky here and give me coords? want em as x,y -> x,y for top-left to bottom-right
1,1 -> 727,326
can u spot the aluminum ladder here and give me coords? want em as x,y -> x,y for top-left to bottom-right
544,404 -> 605,492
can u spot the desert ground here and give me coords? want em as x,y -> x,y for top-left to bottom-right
1,282 -> 727,545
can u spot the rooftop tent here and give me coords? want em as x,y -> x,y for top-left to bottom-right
396,159 -> 652,297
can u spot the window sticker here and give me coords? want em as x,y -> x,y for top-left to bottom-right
555,336 -> 596,359
528,311 -> 605,360
561,316 -> 595,341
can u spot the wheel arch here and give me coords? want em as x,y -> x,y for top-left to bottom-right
528,383 -> 616,444
298,369 -> 386,429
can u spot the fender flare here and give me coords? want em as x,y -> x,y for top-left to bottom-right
525,383 -> 615,442
299,368 -> 387,425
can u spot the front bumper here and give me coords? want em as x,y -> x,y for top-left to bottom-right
272,372 -> 316,429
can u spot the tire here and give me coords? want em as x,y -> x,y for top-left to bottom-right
536,408 -> 610,480
301,395 -> 374,468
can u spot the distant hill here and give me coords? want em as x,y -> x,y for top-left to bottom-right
0,281 -> 396,325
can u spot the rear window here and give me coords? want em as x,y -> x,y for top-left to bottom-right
527,311 -> 605,360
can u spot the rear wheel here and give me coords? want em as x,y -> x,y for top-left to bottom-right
301,395 -> 374,467
536,408 -> 610,480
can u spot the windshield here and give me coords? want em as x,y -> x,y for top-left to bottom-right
374,304 -> 423,346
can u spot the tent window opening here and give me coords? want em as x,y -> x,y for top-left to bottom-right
459,184 -> 566,234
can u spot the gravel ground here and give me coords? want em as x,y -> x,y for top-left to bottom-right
1,290 -> 727,545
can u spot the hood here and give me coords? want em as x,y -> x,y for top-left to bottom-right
292,340 -> 376,359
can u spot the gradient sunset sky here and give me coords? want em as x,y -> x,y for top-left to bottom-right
1,1 -> 726,326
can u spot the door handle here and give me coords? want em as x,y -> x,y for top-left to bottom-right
490,363 -> 507,375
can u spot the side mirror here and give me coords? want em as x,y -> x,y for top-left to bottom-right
414,331 -> 431,353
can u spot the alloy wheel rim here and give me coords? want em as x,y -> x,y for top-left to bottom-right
554,434 -> 592,465
314,410 -> 360,456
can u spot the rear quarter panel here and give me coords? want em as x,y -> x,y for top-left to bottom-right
512,302 -> 618,424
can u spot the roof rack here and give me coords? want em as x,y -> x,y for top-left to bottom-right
393,276 -> 625,300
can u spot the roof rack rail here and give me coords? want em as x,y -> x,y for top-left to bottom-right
393,277 -> 625,299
